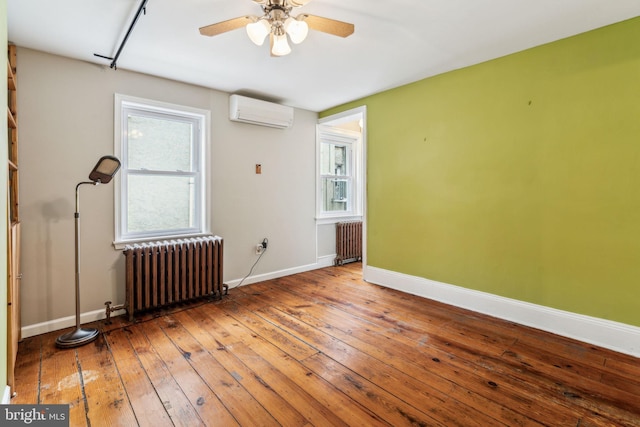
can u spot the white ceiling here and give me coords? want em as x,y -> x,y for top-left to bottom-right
7,0 -> 640,112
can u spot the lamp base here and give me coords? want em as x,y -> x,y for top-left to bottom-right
55,327 -> 99,348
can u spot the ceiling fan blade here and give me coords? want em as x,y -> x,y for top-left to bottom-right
289,0 -> 314,6
300,14 -> 354,38
199,16 -> 254,37
255,0 -> 313,6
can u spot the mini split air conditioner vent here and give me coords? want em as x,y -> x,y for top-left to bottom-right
229,94 -> 294,129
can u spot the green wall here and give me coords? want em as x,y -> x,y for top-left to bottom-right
323,17 -> 640,327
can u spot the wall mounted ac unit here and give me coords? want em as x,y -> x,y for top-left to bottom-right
229,94 -> 294,129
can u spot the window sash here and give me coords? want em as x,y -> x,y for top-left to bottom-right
122,171 -> 200,239
125,108 -> 198,173
320,176 -> 352,213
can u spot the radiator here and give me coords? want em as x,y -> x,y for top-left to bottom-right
335,221 -> 363,265
106,236 -> 226,321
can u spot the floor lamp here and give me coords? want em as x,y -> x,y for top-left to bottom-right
56,155 -> 121,348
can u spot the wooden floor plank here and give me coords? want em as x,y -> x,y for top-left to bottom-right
301,352 -> 444,427
604,353 -> 640,375
104,328 -> 173,427
499,342 -> 640,425
150,314 -> 281,427
12,263 -> 640,427
11,333 -> 41,404
30,329 -> 93,427
75,334 -> 138,426
166,311 -> 310,426
126,323 -> 206,427
138,319 -> 240,426
256,304 -> 507,427
200,305 -> 391,426
268,290 -> 552,426
216,300 -> 318,361
183,304 -> 369,427
158,313 -> 292,426
225,341 -> 352,427
292,272 -> 637,425
260,275 -> 618,426
243,270 -> 640,427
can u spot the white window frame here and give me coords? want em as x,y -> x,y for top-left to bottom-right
316,108 -> 364,223
113,94 -> 211,248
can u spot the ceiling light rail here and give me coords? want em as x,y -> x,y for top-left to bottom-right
94,0 -> 149,69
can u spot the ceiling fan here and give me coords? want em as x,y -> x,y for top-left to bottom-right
199,0 -> 355,56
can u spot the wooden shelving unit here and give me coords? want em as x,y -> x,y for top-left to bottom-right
7,43 -> 21,394
8,46 -> 18,222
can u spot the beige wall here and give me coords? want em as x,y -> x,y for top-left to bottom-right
18,47 -> 322,332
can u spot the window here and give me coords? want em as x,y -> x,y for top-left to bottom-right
316,109 -> 364,221
114,94 -> 210,246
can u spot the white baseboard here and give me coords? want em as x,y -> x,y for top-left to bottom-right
2,385 -> 11,404
21,307 -> 127,339
226,256 -> 335,289
364,265 -> 640,358
31,260 -> 634,358
21,257 -> 337,339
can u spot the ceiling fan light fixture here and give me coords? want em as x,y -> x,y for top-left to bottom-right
201,0 -> 354,57
272,33 -> 292,56
246,19 -> 271,46
284,16 -> 309,44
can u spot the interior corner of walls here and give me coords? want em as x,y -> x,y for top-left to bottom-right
316,255 -> 336,269
364,266 -> 640,358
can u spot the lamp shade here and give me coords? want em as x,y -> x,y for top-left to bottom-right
246,19 -> 271,46
88,155 -> 121,184
271,33 -> 292,56
284,17 -> 308,44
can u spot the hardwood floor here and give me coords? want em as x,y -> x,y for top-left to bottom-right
11,263 -> 640,426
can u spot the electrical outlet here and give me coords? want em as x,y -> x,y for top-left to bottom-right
256,238 -> 268,254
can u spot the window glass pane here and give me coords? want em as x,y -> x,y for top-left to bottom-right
128,114 -> 193,171
320,143 -> 347,176
127,175 -> 195,233
321,177 -> 348,212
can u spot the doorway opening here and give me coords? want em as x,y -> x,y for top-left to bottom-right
316,106 -> 366,270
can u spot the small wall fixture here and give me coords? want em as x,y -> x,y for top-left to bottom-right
56,156 -> 121,348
